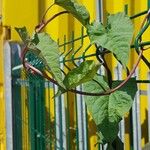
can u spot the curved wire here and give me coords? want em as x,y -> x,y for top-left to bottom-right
22,7 -> 150,96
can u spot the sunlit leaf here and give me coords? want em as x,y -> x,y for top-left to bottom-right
55,0 -> 90,26
87,12 -> 134,66
36,33 -> 65,88
84,77 -> 137,143
64,60 -> 100,89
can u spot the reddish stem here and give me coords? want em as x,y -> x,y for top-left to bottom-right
23,49 -> 143,96
35,11 -> 69,33
21,5 -> 148,96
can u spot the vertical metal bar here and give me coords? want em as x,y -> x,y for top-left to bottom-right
38,81 -> 42,150
35,82 -> 40,150
28,79 -> 35,150
96,0 -> 103,22
76,86 -> 84,150
114,64 -> 125,148
132,69 -> 141,150
38,80 -> 45,150
132,92 -> 138,150
48,81 -> 52,150
54,85 -> 63,150
81,91 -> 88,150
60,58 -> 67,150
147,72 -> 150,141
61,93 -> 67,150
136,69 -> 141,150
66,92 -> 71,150
4,42 -> 13,150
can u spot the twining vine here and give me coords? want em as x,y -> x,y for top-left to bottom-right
15,0 -> 150,149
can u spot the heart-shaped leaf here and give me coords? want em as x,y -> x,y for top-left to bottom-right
64,60 -> 100,89
83,76 -> 137,143
55,60 -> 100,97
55,0 -> 90,26
35,33 -> 65,88
87,12 -> 134,66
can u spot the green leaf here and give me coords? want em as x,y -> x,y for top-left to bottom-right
63,60 -> 100,89
83,76 -> 137,143
35,32 -> 65,88
87,12 -> 134,66
55,0 -> 90,26
15,27 -> 30,43
112,77 -> 137,99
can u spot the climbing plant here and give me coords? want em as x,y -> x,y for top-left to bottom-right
15,0 -> 150,149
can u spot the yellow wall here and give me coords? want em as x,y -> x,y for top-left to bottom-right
0,0 -> 6,148
0,0 -> 150,149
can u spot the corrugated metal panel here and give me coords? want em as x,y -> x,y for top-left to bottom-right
1,0 -> 150,149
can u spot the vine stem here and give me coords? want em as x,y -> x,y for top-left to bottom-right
21,10 -> 69,69
35,11 -> 69,33
23,49 -> 143,96
21,5 -> 148,96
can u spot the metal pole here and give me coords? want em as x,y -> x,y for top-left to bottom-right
4,41 -> 13,150
147,72 -> 150,141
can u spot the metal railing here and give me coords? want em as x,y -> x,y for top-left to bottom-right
10,3 -> 150,150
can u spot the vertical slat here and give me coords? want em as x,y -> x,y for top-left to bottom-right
54,85 -> 63,150
76,86 -> 84,150
66,92 -> 71,150
4,42 -> 13,150
60,59 -> 67,150
114,64 -> 125,148
48,81 -> 52,150
38,80 -> 45,150
35,82 -> 40,150
81,92 -> 88,150
96,0 -> 104,22
61,93 -> 67,150
132,91 -> 138,150
147,72 -> 150,141
132,69 -> 141,150
28,79 -> 35,150
135,69 -> 141,150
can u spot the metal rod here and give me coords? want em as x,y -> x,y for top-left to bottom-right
76,86 -> 84,150
130,10 -> 148,19
115,64 -> 125,149
147,72 -> 150,141
60,59 -> 67,150
4,42 -> 13,150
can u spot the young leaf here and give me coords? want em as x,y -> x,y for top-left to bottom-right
63,60 -> 100,89
35,33 -> 65,88
87,12 -> 134,66
55,0 -> 90,26
83,76 -> 137,144
15,27 -> 30,43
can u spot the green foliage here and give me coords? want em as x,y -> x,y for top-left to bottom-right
55,60 -> 100,96
63,60 -> 100,89
55,0 -> 90,26
35,33 -> 65,88
112,77 -> 137,99
15,27 -> 30,43
87,12 -> 134,66
83,77 -> 137,143
15,1 -> 137,146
